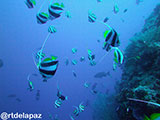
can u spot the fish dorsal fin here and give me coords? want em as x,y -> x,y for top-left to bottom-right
88,49 -> 92,55
53,2 -> 64,8
61,3 -> 64,8
43,57 -> 52,62
104,30 -> 111,38
53,3 -> 60,6
150,113 -> 160,120
51,56 -> 57,60
41,12 -> 49,17
31,0 -> 36,5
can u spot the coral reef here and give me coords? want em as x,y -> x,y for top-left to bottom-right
115,4 -> 160,120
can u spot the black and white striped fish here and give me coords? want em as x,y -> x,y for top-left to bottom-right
88,11 -> 97,23
36,12 -> 49,24
103,29 -> 120,51
48,3 -> 64,20
39,56 -> 58,81
25,0 -> 36,8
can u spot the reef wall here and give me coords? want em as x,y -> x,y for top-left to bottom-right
115,4 -> 160,120
92,93 -> 118,120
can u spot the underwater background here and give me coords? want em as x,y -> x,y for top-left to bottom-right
0,0 -> 160,120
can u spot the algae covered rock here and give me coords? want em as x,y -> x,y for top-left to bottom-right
115,4 -> 160,120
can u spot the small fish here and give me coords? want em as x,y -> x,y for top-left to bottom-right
88,10 -> 97,23
113,47 -> 124,64
79,103 -> 85,112
39,56 -> 59,82
25,0 -> 36,8
80,57 -> 85,62
113,4 -> 119,14
94,71 -> 110,78
65,58 -> 69,65
72,60 -> 77,65
72,70 -> 77,77
57,90 -> 67,101
91,90 -> 98,94
73,106 -> 80,116
65,11 -> 71,18
48,3 -> 64,20
48,25 -> 57,33
8,94 -> 16,98
36,12 -> 49,24
36,90 -> 40,101
88,49 -> 95,61
123,9 -> 128,13
28,80 -> 34,91
84,82 -> 90,88
103,17 -> 109,23
55,99 -> 62,108
136,56 -> 141,60
103,29 -> 120,51
16,98 -> 21,102
72,48 -> 77,54
0,59 -> 3,68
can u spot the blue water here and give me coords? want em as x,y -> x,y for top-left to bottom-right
0,0 -> 159,120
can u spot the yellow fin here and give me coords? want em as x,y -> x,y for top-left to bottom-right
41,12 -> 49,18
104,30 -> 111,38
51,56 -> 57,60
114,50 -> 118,58
43,58 -> 52,62
31,0 -> 36,5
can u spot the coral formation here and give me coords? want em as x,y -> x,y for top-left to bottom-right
115,4 -> 160,120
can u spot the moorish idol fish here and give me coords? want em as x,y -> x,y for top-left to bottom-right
28,80 -> 34,91
48,25 -> 57,33
57,90 -> 68,101
113,47 -> 124,64
88,10 -> 97,23
36,12 -> 49,24
113,4 -> 119,14
55,99 -> 62,108
48,2 -> 64,20
79,103 -> 85,112
25,0 -> 36,8
103,29 -> 120,51
112,47 -> 124,70
73,106 -> 80,116
38,56 -> 58,82
80,56 -> 85,62
88,49 -> 95,61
